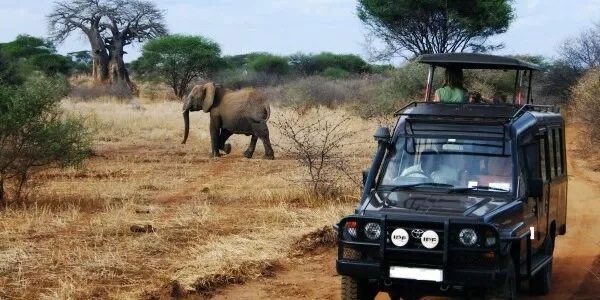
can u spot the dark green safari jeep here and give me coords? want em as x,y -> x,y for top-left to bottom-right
336,53 -> 567,299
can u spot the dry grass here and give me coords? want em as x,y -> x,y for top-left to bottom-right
0,93 -> 379,298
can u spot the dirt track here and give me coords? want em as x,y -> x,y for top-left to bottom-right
213,125 -> 600,299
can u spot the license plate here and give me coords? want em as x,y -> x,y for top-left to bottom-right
389,266 -> 443,282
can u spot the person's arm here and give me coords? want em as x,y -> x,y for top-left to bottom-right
433,89 -> 441,102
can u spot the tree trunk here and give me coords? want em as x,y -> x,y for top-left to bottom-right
108,39 -> 136,97
87,28 -> 109,82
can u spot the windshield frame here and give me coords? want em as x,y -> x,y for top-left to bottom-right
376,125 -> 519,198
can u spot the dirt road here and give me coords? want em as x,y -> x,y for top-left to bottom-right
213,126 -> 600,299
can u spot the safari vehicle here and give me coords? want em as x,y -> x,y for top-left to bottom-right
335,53 -> 568,299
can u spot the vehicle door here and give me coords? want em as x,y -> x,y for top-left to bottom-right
536,128 -> 551,249
519,132 -> 543,250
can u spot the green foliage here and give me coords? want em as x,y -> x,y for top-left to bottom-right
369,64 -> 395,74
357,0 -> 513,58
0,34 -> 72,77
289,52 -> 319,75
67,50 -> 92,74
0,76 -> 92,203
322,67 -> 350,79
247,54 -> 290,76
223,52 -> 270,69
0,53 -> 24,86
132,34 -> 224,98
313,52 -> 368,74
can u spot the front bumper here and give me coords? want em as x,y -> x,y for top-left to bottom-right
336,260 -> 503,287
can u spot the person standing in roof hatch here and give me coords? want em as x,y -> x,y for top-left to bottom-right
434,68 -> 468,103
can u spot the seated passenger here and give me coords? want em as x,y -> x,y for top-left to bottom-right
400,149 -> 439,179
476,156 -> 512,191
431,154 -> 467,186
434,68 -> 468,103
468,91 -> 484,104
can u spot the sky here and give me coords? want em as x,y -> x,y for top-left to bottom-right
0,0 -> 599,64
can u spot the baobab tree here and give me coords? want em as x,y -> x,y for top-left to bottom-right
48,0 -> 167,91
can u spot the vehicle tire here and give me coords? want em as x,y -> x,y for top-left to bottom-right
341,276 -> 378,300
486,258 -> 517,300
530,234 -> 554,295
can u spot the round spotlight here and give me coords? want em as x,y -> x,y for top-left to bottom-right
364,222 -> 381,240
459,228 -> 478,247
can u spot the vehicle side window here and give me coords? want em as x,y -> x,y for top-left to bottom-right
554,128 -> 564,176
548,129 -> 556,178
539,132 -> 549,181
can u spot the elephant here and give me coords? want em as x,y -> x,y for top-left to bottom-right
181,82 -> 275,159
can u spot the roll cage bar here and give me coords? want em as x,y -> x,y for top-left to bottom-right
416,53 -> 542,105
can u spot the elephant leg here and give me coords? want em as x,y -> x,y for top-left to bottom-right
219,129 -> 233,154
252,122 -> 275,160
244,135 -> 258,158
209,119 -> 221,158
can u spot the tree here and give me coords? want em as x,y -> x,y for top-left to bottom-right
132,35 -> 223,98
0,35 -> 73,76
357,0 -> 513,59
67,50 -> 93,74
48,0 -> 167,91
560,24 -> 600,70
0,76 -> 92,206
247,54 -> 290,76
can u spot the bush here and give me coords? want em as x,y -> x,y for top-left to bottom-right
313,52 -> 368,74
0,76 -> 92,204
272,108 -> 356,198
247,54 -> 290,76
322,67 -> 350,79
571,69 -> 600,147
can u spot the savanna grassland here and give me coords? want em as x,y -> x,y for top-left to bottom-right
0,92 -> 380,299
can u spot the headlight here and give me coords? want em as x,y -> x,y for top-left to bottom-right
459,228 -> 478,247
364,222 -> 381,240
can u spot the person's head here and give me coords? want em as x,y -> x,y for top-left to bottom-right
420,149 -> 439,174
443,68 -> 464,89
468,91 -> 482,103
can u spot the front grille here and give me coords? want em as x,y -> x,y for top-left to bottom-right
385,220 -> 445,268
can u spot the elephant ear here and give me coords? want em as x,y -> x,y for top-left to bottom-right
202,82 -> 216,113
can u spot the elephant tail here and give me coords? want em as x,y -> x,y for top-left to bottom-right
182,109 -> 190,144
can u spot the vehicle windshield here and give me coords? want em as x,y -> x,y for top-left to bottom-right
380,136 -> 513,193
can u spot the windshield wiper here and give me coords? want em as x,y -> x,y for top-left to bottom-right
389,182 -> 454,191
450,185 -> 510,193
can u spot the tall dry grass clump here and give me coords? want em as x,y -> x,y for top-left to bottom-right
571,68 -> 600,149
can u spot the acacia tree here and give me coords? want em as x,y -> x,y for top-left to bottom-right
131,35 -> 223,98
48,0 -> 167,90
560,24 -> 600,70
357,0 -> 514,59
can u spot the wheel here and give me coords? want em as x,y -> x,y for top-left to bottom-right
402,169 -> 430,180
530,234 -> 554,295
341,276 -> 378,300
486,258 -> 517,300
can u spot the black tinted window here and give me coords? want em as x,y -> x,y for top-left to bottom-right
539,133 -> 549,181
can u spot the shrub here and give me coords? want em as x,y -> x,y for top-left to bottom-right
272,108 -> 356,198
247,54 -> 290,76
571,69 -> 600,148
313,52 -> 368,74
0,76 -> 93,205
322,67 -> 350,79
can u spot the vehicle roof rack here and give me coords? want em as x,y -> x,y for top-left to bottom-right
415,53 -> 541,70
394,102 -> 560,126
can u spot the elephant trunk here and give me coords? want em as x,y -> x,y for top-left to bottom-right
182,109 -> 190,144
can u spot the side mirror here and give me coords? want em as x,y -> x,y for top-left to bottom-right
529,178 -> 543,198
362,169 -> 370,187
